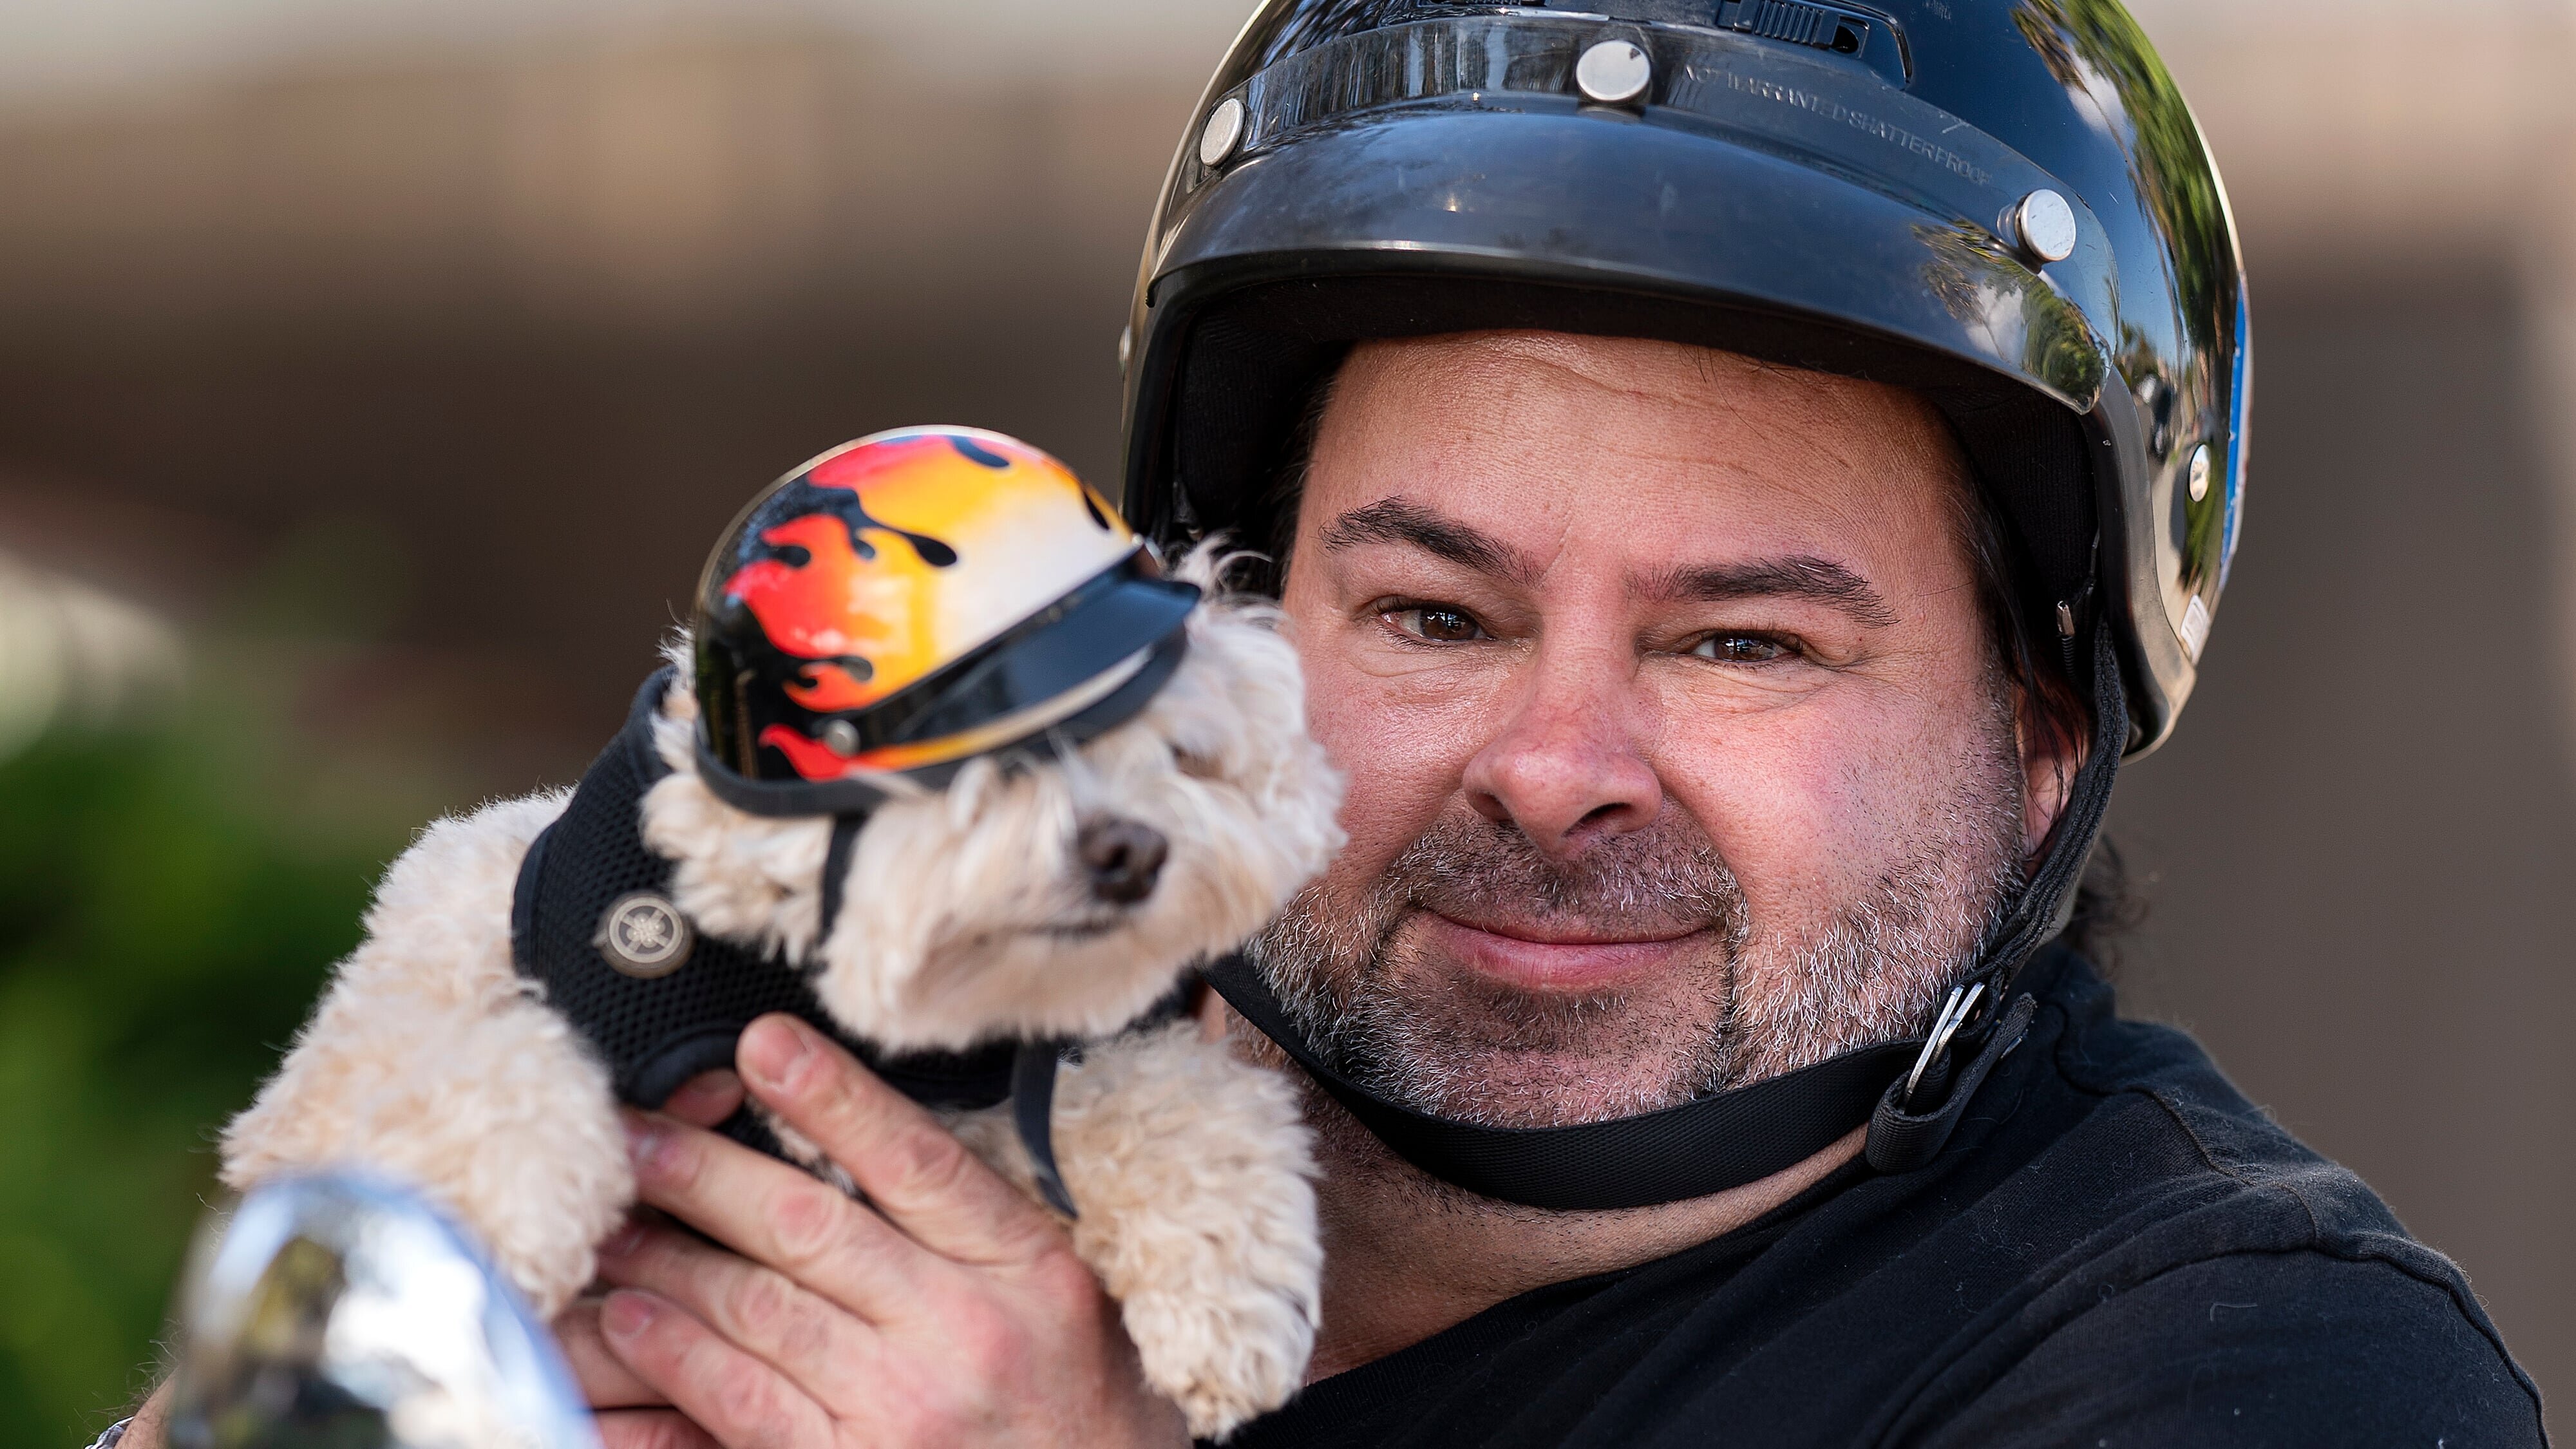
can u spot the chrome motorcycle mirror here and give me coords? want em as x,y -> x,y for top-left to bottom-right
165,1171 -> 600,1449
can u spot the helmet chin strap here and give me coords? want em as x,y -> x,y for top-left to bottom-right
1204,622 -> 2130,1208
1961,620 -> 2129,1012
811,805 -> 1083,1220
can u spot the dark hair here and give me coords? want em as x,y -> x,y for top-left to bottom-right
1942,451 -> 2139,955
2061,836 -> 2144,969
1945,463 -> 2091,820
1249,356 -> 1346,595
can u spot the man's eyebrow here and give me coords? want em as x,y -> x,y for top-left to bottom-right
1317,498 -> 1532,582
1649,556 -> 1901,629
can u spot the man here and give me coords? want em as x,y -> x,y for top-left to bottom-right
546,332 -> 2531,1447
109,0 -> 2548,1444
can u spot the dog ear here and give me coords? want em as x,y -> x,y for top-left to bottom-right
659,628 -> 697,688
1170,534 -> 1271,601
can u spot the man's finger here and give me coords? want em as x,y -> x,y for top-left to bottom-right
594,1409 -> 721,1449
663,1070 -> 746,1128
594,1220 -> 880,1401
736,1012 -> 1057,1267
555,1295 -> 668,1408
623,1110 -> 937,1321
598,1289 -> 833,1449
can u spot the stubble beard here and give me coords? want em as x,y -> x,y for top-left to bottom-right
1247,687 -> 2030,1132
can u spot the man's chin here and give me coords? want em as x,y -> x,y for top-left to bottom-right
1370,1046 -> 1722,1128
1340,964 -> 1732,1128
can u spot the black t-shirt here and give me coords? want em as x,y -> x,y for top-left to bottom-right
1229,950 -> 2545,1448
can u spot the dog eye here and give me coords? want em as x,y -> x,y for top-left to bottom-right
1173,749 -> 1224,780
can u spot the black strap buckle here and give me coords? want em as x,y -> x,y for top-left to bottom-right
1865,987 -> 2037,1175
1899,981 -> 1985,1112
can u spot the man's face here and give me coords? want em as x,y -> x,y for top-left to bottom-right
1259,331 -> 2046,1130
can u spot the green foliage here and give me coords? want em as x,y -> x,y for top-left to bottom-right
0,710 -> 410,1445
1913,220 -> 2107,405
2011,0 -> 2234,353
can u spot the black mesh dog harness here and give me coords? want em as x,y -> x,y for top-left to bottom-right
511,670 -> 1081,1213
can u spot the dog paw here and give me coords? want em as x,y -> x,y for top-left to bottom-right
222,986 -> 631,1318
1046,1021 -> 1323,1437
1122,1270 -> 1316,1439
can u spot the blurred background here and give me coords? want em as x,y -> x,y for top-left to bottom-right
0,0 -> 2567,1438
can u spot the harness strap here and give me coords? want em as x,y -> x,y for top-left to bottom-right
512,668 -> 1053,1189
1012,1045 -> 1079,1218
818,813 -> 866,947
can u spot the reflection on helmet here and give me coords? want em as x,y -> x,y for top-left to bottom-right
693,428 -> 1198,813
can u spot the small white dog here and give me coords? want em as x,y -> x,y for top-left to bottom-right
220,430 -> 1345,1437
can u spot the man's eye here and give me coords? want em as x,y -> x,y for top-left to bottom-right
1387,606 -> 1488,643
1690,632 -> 1790,663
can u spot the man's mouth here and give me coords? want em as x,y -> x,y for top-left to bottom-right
1417,910 -> 1714,995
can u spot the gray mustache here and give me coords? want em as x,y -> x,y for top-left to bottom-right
1378,808 -> 1747,941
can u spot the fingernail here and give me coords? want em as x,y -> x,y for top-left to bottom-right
624,1117 -> 668,1173
740,1015 -> 813,1094
599,1222 -> 646,1258
601,1290 -> 659,1338
669,1069 -> 742,1117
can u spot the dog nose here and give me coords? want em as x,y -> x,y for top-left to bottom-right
1077,818 -> 1168,905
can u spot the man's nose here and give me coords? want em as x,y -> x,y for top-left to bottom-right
1459,647 -> 1662,855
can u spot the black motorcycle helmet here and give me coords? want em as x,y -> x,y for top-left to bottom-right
1121,0 -> 2249,1207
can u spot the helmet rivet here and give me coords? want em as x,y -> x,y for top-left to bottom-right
2186,442 -> 2211,503
2008,188 -> 2078,264
820,719 -> 861,758
1575,40 -> 1652,105
1198,97 -> 1245,168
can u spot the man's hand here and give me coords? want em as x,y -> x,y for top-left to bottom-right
558,1012 -> 1187,1449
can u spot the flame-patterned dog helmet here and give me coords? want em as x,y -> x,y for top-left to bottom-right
691,427 -> 1200,817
